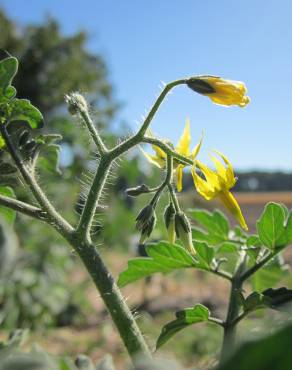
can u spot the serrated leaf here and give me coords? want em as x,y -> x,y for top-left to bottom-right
8,99 -> 44,129
0,186 -> 16,225
118,242 -> 197,287
257,203 -> 287,250
156,304 -> 210,349
195,241 -> 215,268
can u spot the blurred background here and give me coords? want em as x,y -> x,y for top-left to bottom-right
0,1 -> 292,369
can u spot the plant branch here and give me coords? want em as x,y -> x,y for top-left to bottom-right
150,154 -> 173,206
109,79 -> 187,158
240,252 -> 274,282
220,252 -> 247,363
80,110 -> 107,154
209,268 -> 232,281
67,236 -> 151,359
0,194 -> 45,220
209,317 -> 224,327
0,125 -> 73,237
167,183 -> 181,213
142,137 -> 193,165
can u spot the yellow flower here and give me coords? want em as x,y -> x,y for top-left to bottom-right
141,119 -> 203,192
191,151 -> 248,230
187,76 -> 250,107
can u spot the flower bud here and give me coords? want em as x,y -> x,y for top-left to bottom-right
164,203 -> 176,244
139,212 -> 156,244
175,212 -> 196,255
135,205 -> 155,231
186,77 -> 216,95
65,92 -> 88,115
125,184 -> 150,197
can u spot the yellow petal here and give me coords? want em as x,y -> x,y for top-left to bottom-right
190,131 -> 203,160
175,119 -> 191,156
191,166 -> 216,200
219,190 -> 248,230
213,150 -> 236,188
140,147 -> 163,168
176,165 -> 184,192
196,160 -> 220,191
191,76 -> 250,107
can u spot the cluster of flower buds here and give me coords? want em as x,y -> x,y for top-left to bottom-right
164,203 -> 196,255
135,204 -> 157,244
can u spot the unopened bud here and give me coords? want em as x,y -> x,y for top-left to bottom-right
139,212 -> 156,244
65,92 -> 88,115
164,203 -> 176,244
125,184 -> 150,197
186,77 -> 216,95
175,213 -> 196,255
135,204 -> 155,231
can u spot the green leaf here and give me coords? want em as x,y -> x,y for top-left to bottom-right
192,227 -> 225,245
0,57 -> 18,103
8,99 -> 44,129
38,144 -> 61,174
257,203 -> 287,250
243,292 -> 270,312
217,242 -> 238,254
118,242 -> 197,287
262,287 -> 292,311
36,134 -> 62,174
156,304 -> 210,349
216,321 -> 292,370
195,241 -> 215,269
0,186 -> 16,225
286,212 -> 292,243
252,255 -> 288,291
190,209 -> 229,245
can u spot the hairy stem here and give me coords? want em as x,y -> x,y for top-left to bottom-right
0,194 -> 44,220
76,155 -> 112,239
80,110 -> 108,154
220,252 -> 246,363
68,235 -> 151,359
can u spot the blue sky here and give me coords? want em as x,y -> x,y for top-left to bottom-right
2,0 -> 292,171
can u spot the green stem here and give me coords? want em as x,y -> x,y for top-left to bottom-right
68,235 -> 151,359
220,252 -> 246,363
167,183 -> 181,213
0,194 -> 44,220
143,137 -> 193,166
240,252 -> 274,282
109,79 -> 187,158
80,110 -> 107,154
76,155 -> 112,239
150,154 -> 173,207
